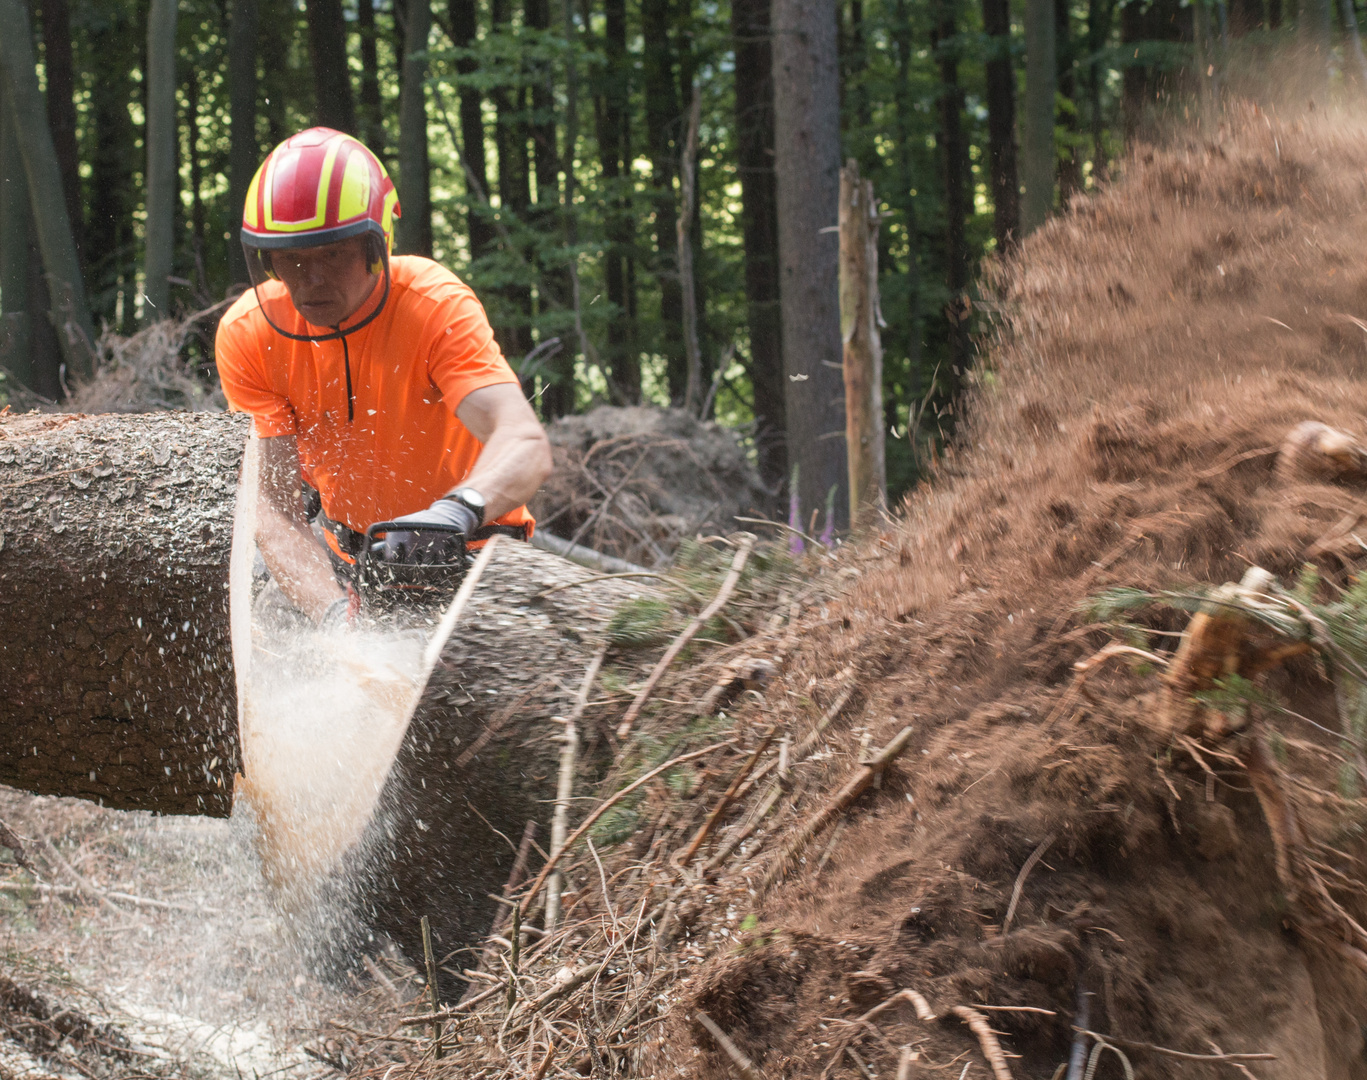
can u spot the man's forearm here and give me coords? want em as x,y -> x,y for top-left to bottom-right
256,505 -> 346,622
455,425 -> 553,523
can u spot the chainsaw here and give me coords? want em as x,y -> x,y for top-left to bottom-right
357,520 -> 470,608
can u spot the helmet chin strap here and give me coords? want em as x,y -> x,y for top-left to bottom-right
252,260 -> 391,345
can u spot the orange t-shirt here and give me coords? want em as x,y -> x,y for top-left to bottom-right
215,256 -> 533,537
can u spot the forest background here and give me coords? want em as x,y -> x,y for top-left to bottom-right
0,0 -> 1354,526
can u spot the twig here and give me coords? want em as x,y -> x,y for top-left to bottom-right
39,839 -> 125,914
397,982 -> 502,1023
505,903 -> 521,1012
0,819 -> 32,871
974,1005 -> 1057,1015
361,955 -> 403,1006
846,1046 -> 876,1080
680,726 -> 776,866
696,1011 -> 762,1080
763,726 -> 916,891
852,988 -> 937,1025
952,1006 -> 1014,1080
734,515 -> 826,550
794,675 -> 857,759
420,915 -> 443,1058
897,1047 -> 920,1080
1070,1029 -> 1275,1064
617,535 -> 756,740
530,1040 -> 556,1080
520,962 -> 603,1015
546,647 -> 604,928
0,879 -> 219,913
1001,834 -> 1058,936
517,739 -> 734,916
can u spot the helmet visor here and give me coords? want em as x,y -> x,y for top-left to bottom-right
242,234 -> 390,343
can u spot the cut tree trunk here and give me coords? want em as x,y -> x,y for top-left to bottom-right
0,411 -> 248,815
0,412 -> 662,970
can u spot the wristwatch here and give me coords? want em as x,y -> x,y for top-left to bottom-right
443,486 -> 487,528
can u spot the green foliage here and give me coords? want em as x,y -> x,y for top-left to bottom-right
590,805 -> 640,847
1082,587 -> 1166,623
606,596 -> 678,648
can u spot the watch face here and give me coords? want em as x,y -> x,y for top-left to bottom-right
458,488 -> 486,510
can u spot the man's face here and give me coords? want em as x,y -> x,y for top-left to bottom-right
271,237 -> 377,327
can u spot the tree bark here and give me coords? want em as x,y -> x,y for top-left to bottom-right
1022,0 -> 1056,232
35,0 -> 82,265
839,160 -> 885,529
642,0 -> 683,404
935,0 -> 971,400
85,0 -> 139,332
305,0 -> 359,134
398,0 -> 433,255
228,0 -> 259,285
1055,0 -> 1082,204
491,0 -> 532,355
0,0 -> 95,379
890,0 -> 923,414
357,0 -> 387,156
982,0 -> 1020,252
450,0 -> 494,261
732,0 -> 784,489
0,89 -> 34,390
143,0 -> 177,320
773,0 -> 847,536
599,0 -> 641,405
0,411 -> 248,816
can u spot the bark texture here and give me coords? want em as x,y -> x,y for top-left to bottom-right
0,412 -> 248,816
773,0 -> 847,533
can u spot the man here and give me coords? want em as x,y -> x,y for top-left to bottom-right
216,128 -> 552,626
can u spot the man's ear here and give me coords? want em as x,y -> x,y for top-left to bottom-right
366,234 -> 384,275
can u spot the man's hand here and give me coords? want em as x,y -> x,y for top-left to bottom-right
369,496 -> 479,563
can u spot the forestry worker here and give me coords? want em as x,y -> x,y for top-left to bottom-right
215,127 -> 552,628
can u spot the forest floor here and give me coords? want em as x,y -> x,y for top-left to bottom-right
10,99 -> 1367,1080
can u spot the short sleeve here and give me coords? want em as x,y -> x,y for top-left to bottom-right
425,284 -> 519,413
215,307 -> 298,438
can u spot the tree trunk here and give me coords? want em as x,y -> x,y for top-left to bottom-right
732,0 -> 784,489
398,0 -> 433,255
36,0 -> 82,265
642,0 -> 683,404
935,0 -> 970,400
85,0 -> 138,332
1086,0 -> 1115,177
185,66 -> 208,293
0,411 -> 248,816
600,0 -> 641,405
227,0 -> 259,285
0,0 -> 95,378
143,0 -> 177,320
305,0 -> 359,134
491,0 -> 532,356
0,411 -> 664,972
839,160 -> 885,529
982,0 -> 1020,252
1300,0 -> 1333,66
1120,0 -> 1144,141
450,0 -> 494,260
1055,0 -> 1082,204
1341,0 -> 1367,84
357,0 -> 387,156
773,0 -> 846,536
1,89 -> 34,389
1022,0 -> 1056,232
890,0 -> 923,415
259,0 -> 293,146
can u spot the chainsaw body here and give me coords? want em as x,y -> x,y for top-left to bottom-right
357,520 -> 470,608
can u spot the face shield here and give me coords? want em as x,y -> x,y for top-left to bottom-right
242,227 -> 391,344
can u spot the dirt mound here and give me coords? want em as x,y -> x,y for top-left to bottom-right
530,405 -> 773,566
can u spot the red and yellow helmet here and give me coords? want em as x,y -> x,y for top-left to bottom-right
241,128 -> 400,257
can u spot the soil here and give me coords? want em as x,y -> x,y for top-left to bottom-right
639,104 -> 1367,1079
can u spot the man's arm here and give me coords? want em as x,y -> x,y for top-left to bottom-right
452,382 -> 553,522
256,434 -> 347,622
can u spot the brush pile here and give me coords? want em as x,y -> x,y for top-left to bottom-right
306,104 -> 1367,1079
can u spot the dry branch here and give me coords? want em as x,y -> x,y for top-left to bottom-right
696,1011 -> 762,1080
952,1006 -> 1014,1080
762,725 -> 915,891
617,534 -> 756,740
680,726 -> 776,866
1001,833 -> 1057,936
1071,1029 -> 1275,1064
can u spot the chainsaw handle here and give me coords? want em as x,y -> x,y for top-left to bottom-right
364,520 -> 470,541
